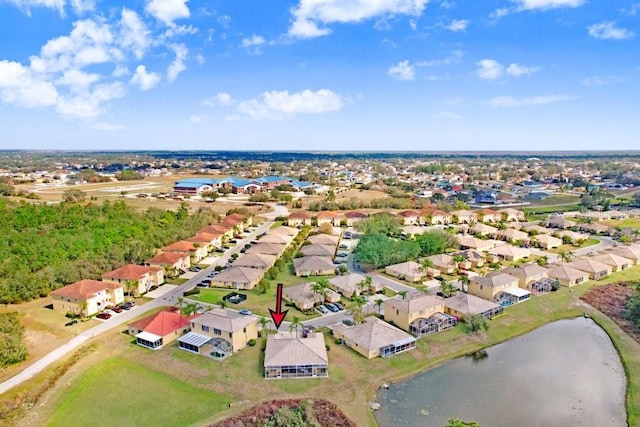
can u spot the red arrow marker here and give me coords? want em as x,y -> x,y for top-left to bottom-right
269,283 -> 288,329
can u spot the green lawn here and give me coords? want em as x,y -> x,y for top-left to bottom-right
188,262 -> 328,320
47,358 -> 230,427
603,218 -> 640,230
546,237 -> 600,254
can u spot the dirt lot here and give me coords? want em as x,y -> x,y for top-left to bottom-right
581,283 -> 640,343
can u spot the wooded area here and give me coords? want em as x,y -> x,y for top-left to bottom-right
0,199 -> 219,304
0,313 -> 28,368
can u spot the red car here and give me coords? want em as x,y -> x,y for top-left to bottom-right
96,312 -> 111,320
111,306 -> 123,313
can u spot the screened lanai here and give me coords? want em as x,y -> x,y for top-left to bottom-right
409,313 -> 457,337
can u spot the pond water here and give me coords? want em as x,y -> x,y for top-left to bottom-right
375,317 -> 627,427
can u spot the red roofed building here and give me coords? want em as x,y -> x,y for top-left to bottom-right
145,252 -> 190,271
162,240 -> 208,262
102,264 -> 164,296
199,224 -> 234,238
188,232 -> 223,252
396,210 -> 421,225
288,211 -> 312,227
316,211 -> 341,227
128,309 -> 196,350
52,279 -> 124,317
344,211 -> 368,226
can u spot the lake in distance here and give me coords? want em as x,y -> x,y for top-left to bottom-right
375,317 -> 627,427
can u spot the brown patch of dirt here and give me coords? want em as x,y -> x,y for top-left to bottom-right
210,398 -> 356,427
581,282 -> 640,343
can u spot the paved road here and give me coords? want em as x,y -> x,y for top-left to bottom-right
0,220 -> 274,396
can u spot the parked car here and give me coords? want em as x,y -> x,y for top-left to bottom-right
64,319 -> 78,327
120,301 -> 134,310
96,312 -> 111,320
196,282 -> 209,288
336,252 -> 348,258
325,303 -> 339,313
339,244 -> 349,249
202,278 -> 212,284
111,306 -> 123,313
334,302 -> 344,311
239,308 -> 252,316
342,318 -> 355,326
317,305 -> 329,314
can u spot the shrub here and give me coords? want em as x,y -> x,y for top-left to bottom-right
248,339 -> 256,347
184,288 -> 200,296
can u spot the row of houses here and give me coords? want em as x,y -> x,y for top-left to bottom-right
51,213 -> 253,317
292,233 -> 341,277
173,175 -> 313,195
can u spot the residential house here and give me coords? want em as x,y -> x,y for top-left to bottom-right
578,222 -> 611,235
609,245 -> 640,265
470,223 -> 498,237
344,211 -> 368,226
300,244 -> 336,257
128,309 -> 193,350
332,317 -> 416,359
188,232 -> 223,252
288,211 -> 313,227
283,282 -> 340,310
162,241 -> 208,263
452,210 -> 478,225
547,216 -> 576,229
259,233 -> 293,245
426,254 -> 456,274
226,213 -> 252,227
293,256 -> 336,277
532,234 -> 563,250
443,293 -> 504,320
199,224 -> 234,239
396,210 -> 421,225
468,272 -> 531,307
385,261 -> 423,283
102,264 -> 164,296
422,208 -> 453,225
547,264 -> 590,287
145,252 -> 191,272
220,216 -> 246,233
457,235 -> 496,252
328,273 -> 376,298
51,279 -> 124,317
488,245 -> 531,262
556,230 -> 589,244
246,242 -> 287,257
496,228 -> 529,244
454,249 -> 485,268
267,226 -> 299,237
233,253 -> 277,270
566,258 -> 612,280
211,266 -> 264,289
500,208 -> 526,222
307,234 -> 340,246
316,211 -> 342,227
264,331 -> 329,379
477,208 -> 502,224
591,253 -> 633,272
522,224 -> 552,235
504,263 -> 553,294
383,293 -> 456,337
178,308 -> 258,360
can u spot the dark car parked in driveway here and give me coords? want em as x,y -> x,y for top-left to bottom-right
64,319 -> 78,327
96,312 -> 111,320
325,303 -> 339,313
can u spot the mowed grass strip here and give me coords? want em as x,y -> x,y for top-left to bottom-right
47,358 -> 230,427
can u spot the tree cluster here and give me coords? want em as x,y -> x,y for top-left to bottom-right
0,313 -> 28,368
0,199 -> 219,303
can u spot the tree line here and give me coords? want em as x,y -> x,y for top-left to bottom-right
0,313 -> 28,368
0,199 -> 220,304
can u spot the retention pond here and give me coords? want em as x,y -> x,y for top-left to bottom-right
375,317 -> 626,427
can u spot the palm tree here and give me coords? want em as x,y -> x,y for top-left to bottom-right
459,275 -> 470,292
396,290 -> 409,300
416,284 -> 430,295
220,299 -> 228,309
537,255 -> 549,267
311,278 -> 329,302
124,280 -> 138,300
559,250 -> 573,262
346,296 -> 367,324
258,316 -> 269,336
374,298 -> 384,316
78,301 -> 88,319
289,316 -> 303,338
181,302 -> 200,317
439,281 -> 458,298
419,258 -> 433,277
175,296 -> 185,309
357,276 -> 373,295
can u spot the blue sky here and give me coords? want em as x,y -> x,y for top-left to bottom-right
0,0 -> 638,151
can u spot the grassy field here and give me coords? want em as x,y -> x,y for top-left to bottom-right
8,266 -> 640,427
603,218 -> 640,229
546,237 -> 600,254
46,358 -> 231,427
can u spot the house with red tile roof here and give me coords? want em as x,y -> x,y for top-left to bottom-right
316,211 -> 341,227
344,211 -> 368,226
477,208 -> 502,224
162,240 -> 208,263
288,211 -> 312,227
128,309 -> 196,350
145,252 -> 190,271
188,232 -> 223,252
52,279 -> 124,317
396,210 -> 421,225
102,264 -> 164,296
199,224 -> 234,239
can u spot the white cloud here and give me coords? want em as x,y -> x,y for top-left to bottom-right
242,35 -> 266,47
202,92 -> 234,107
581,76 -> 623,86
70,0 -> 94,14
167,43 -> 187,82
237,89 -> 343,120
387,60 -> 415,81
288,0 -> 429,39
488,94 -> 573,108
56,69 -> 101,93
622,3 -> 640,16
409,19 -> 417,30
476,59 -> 503,80
119,9 -> 151,60
93,122 -> 125,131
0,60 -> 59,108
511,0 -> 584,10
440,1 -> 454,8
588,22 -> 635,40
416,50 -> 463,67
506,63 -> 539,77
56,82 -> 125,118
145,0 -> 190,26
434,110 -> 461,120
444,19 -> 469,32
189,114 -> 208,123
4,0 -> 65,15
130,65 -> 160,91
